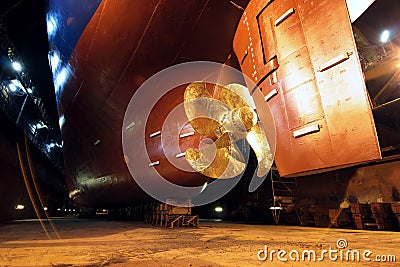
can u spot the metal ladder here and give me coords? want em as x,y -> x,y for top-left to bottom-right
269,170 -> 297,225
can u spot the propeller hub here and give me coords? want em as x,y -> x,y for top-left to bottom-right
219,107 -> 257,139
237,106 -> 258,131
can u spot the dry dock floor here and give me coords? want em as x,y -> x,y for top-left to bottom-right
0,217 -> 399,266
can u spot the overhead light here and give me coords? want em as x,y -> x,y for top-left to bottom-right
15,204 -> 25,210
36,122 -> 47,129
8,83 -> 17,92
47,142 -> 62,151
43,207 -> 48,211
9,79 -> 23,92
12,61 -> 22,72
11,79 -> 23,87
27,88 -> 33,94
381,29 -> 390,43
214,206 -> 223,213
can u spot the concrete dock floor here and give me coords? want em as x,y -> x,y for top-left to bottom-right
0,217 -> 399,266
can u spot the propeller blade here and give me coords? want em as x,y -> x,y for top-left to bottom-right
246,122 -> 273,177
213,83 -> 255,110
185,133 -> 246,178
184,82 -> 228,135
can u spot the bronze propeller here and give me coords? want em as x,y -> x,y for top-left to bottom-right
183,82 -> 273,179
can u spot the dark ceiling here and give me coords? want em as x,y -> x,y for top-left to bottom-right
355,0 -> 400,44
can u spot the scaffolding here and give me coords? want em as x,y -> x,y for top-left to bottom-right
0,19 -> 63,172
146,203 -> 199,228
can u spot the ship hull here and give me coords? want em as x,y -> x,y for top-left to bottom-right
48,0 -> 248,206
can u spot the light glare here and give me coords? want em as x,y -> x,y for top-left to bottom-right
59,114 -> 65,129
346,0 -> 375,23
214,206 -> 223,212
47,14 -> 58,37
11,79 -> 23,87
8,83 -> 17,92
381,30 -> 390,43
9,79 -> 23,92
54,66 -> 70,95
12,61 -> 22,71
49,51 -> 60,73
36,122 -> 47,129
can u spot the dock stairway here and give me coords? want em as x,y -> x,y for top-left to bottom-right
269,170 -> 297,225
